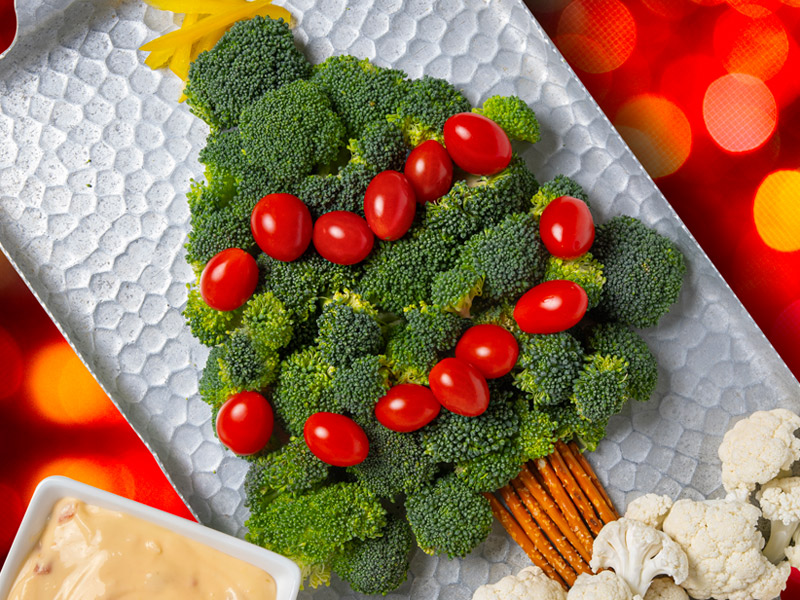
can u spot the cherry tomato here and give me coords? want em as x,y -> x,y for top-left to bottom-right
199,248 -> 258,312
540,196 -> 595,259
251,193 -> 312,262
312,211 -> 374,265
304,412 -> 369,467
375,384 -> 441,432
514,280 -> 589,334
403,140 -> 454,203
428,358 -> 490,417
215,391 -> 274,456
455,324 -> 519,379
443,112 -> 512,176
363,171 -> 417,241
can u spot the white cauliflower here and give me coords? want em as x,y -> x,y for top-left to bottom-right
662,498 -> 791,600
625,494 -> 674,530
643,578 -> 688,600
567,571 -> 634,600
718,408 -> 800,500
590,518 -> 688,598
757,477 -> 800,564
472,565 -> 566,600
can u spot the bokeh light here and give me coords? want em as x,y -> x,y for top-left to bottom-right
0,326 -> 22,401
29,456 -> 137,500
28,342 -> 121,425
703,73 -> 777,152
753,169 -> 800,252
725,0 -> 781,16
642,0 -> 699,19
714,9 -> 789,81
614,95 -> 692,178
555,0 -> 637,73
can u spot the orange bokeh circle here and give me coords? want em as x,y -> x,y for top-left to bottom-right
725,0 -> 781,16
753,170 -> 800,253
614,95 -> 692,179
556,0 -> 637,74
714,9 -> 788,81
642,0 -> 699,19
29,456 -> 137,501
703,73 -> 777,153
27,342 -> 121,426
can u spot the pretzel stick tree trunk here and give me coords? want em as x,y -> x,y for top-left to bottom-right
569,441 -> 617,514
555,441 -> 618,524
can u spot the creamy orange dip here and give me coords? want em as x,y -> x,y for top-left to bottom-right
6,498 -> 277,600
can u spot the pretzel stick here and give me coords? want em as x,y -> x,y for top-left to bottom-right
511,478 -> 592,575
484,493 -> 566,589
499,485 -> 578,586
568,441 -> 617,515
556,441 -> 618,524
546,451 -> 604,535
534,457 -> 601,544
518,463 -> 592,563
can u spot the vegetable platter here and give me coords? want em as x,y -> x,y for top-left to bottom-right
0,0 -> 797,598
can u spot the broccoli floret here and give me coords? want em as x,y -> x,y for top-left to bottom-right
198,345 -> 239,416
424,155 -> 539,241
332,515 -> 415,596
543,253 -> 606,309
571,353 -> 629,423
244,436 -> 329,503
517,400 -> 561,459
271,347 -> 338,435
587,322 -> 658,403
315,291 -> 384,367
239,79 -> 347,185
330,354 -> 391,418
218,330 -> 281,390
395,75 -> 472,134
240,292 -> 294,351
513,332 -> 585,406
245,482 -> 386,587
422,387 -> 520,462
183,283 -> 242,346
530,174 -> 589,217
184,17 -> 311,130
430,267 -> 485,318
348,416 -> 438,499
472,302 -> 521,337
454,437 -> 524,492
474,95 -> 540,143
545,402 -> 607,452
259,251 -> 361,320
591,216 -> 687,328
348,119 -> 409,172
405,473 -> 493,558
311,55 -> 409,136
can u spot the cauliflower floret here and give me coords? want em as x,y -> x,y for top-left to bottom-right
662,498 -> 791,600
643,578 -> 688,600
625,494 -> 674,530
472,565 -> 566,600
590,517 -> 688,598
757,477 -> 800,564
567,571 -> 634,600
718,409 -> 800,500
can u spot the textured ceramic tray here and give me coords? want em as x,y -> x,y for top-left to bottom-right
1,0 -> 799,597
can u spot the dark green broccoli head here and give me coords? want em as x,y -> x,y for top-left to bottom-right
405,473 -> 493,558
244,436 -> 329,503
454,436 -> 525,492
311,55 -> 410,136
544,402 -> 607,452
396,75 -> 472,133
513,332 -> 585,406
198,345 -> 239,416
385,325 -> 437,384
330,354 -> 391,418
531,174 -> 589,217
474,95 -> 540,143
331,515 -> 415,596
240,79 -> 347,185
348,119 -> 410,172
591,216 -> 686,328
185,17 -> 312,130
571,353 -> 629,423
517,400 -> 561,459
587,322 -> 658,403
218,330 -> 281,391
315,292 -> 384,367
543,253 -> 606,309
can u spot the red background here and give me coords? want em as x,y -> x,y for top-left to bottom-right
2,0 -> 800,595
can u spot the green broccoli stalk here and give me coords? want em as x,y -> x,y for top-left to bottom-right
513,332 -> 585,406
184,17 -> 312,130
331,515 -> 415,596
405,473 -> 493,558
543,253 -> 606,309
530,174 -> 589,217
592,216 -> 687,328
587,322 -> 658,403
474,95 -> 541,143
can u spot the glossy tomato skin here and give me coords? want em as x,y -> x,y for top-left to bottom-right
199,248 -> 259,311
514,280 -> 589,334
304,412 -> 369,467
215,391 -> 274,456
375,384 -> 441,432
455,324 -> 519,379
251,193 -> 312,262
540,196 -> 595,259
443,113 -> 512,176
313,211 -> 374,265
428,358 -> 490,417
363,171 -> 417,241
403,140 -> 454,203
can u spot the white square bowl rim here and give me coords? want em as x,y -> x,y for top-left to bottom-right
0,476 -> 301,600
